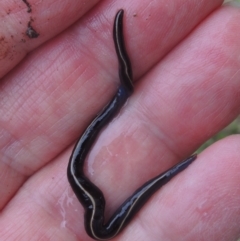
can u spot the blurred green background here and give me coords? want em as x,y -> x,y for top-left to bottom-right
224,0 -> 240,3
197,117 -> 240,152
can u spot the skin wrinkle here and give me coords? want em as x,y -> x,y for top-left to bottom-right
229,68 -> 240,82
77,20 -> 119,85
134,102 -> 183,161
0,32 -> 115,177
0,70 -> 62,175
0,122 -> 37,173
52,22 -> 119,117
0,76 -> 50,126
136,15 -> 239,145
15,168 -> 78,241
11,180 -> 59,224
0,0 -> 240,240
0,0 -> 100,78
3,140 -> 38,176
135,84 -> 197,158
94,116 -> 171,184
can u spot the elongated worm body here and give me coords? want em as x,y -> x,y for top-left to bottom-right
67,9 -> 196,240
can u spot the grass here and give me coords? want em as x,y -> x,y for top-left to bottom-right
224,0 -> 240,3
198,117 -> 240,152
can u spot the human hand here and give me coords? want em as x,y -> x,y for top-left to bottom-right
0,0 -> 240,240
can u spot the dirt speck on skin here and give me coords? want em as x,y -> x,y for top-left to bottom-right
26,21 -> 39,38
22,0 -> 32,13
0,37 -> 10,59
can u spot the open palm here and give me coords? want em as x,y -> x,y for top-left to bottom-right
1,1 -> 240,241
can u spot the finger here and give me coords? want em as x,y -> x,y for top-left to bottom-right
131,3 -> 240,156
0,0 -> 223,209
0,148 -> 84,240
0,0 -> 99,78
121,135 -> 240,241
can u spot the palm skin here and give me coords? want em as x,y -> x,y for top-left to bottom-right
0,0 -> 240,240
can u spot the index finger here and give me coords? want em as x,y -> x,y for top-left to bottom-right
0,0 -> 99,78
